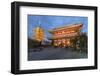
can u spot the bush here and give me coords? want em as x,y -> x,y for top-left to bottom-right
28,38 -> 41,49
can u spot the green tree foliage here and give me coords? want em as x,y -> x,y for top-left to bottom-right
70,32 -> 87,52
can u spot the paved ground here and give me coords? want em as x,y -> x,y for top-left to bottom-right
28,47 -> 87,61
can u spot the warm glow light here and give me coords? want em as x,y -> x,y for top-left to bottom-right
33,26 -> 44,42
50,24 -> 82,47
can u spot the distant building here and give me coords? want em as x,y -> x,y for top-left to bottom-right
33,26 -> 44,42
49,23 -> 83,47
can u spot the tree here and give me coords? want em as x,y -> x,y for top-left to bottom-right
28,38 -> 40,49
78,33 -> 87,52
70,32 -> 87,52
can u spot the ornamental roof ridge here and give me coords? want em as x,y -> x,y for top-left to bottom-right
49,23 -> 83,32
54,23 -> 83,30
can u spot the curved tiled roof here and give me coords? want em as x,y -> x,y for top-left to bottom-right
49,23 -> 83,33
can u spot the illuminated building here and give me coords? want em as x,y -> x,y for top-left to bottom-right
33,26 -> 44,42
49,23 -> 83,47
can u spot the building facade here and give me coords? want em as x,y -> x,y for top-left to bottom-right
49,23 -> 83,47
33,26 -> 44,42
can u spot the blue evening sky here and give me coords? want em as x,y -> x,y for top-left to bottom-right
28,15 -> 88,40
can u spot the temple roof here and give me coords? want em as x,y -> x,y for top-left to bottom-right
49,23 -> 83,33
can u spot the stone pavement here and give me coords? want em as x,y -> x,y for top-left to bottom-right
28,47 -> 87,61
